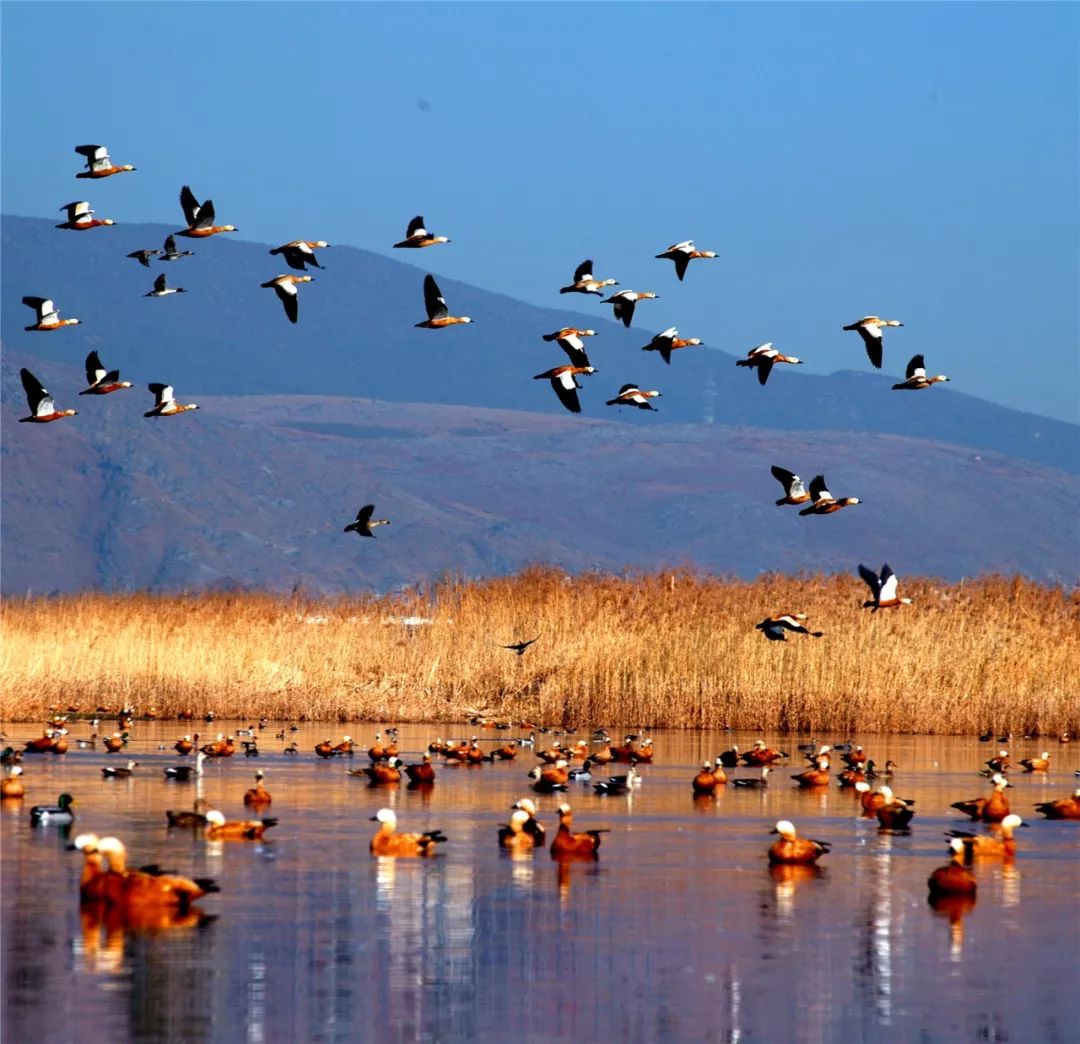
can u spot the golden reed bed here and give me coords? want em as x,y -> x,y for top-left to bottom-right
2,569 -> 1077,734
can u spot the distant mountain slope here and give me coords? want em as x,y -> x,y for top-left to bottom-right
2,214 -> 1076,474
3,349 -> 1076,594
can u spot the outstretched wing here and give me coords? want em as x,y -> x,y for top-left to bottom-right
857,326 -> 883,369
857,564 -> 881,598
905,355 -> 925,380
808,475 -> 830,501
423,274 -> 448,321
179,185 -> 201,227
573,259 -> 593,283
406,215 -> 426,237
770,466 -> 804,498
20,368 -> 50,413
549,371 -> 582,414
85,351 -> 106,386
878,563 -> 898,603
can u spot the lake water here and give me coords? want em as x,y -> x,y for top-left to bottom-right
2,723 -> 1078,1042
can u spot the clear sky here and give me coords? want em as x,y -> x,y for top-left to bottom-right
2,1 -> 1077,422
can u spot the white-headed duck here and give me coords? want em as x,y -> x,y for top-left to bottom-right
736,343 -> 802,385
559,259 -> 617,296
602,290 -> 658,328
533,365 -> 596,414
243,770 -> 272,808
893,354 -> 949,391
22,296 -> 81,331
394,216 -> 449,249
1034,789 -> 1080,820
858,563 -> 912,609
499,809 -> 538,851
605,384 -> 661,410
96,836 -> 219,907
798,475 -> 860,516
144,383 -> 199,418
767,820 -> 829,864
542,327 -> 596,368
951,773 -> 1012,822
416,274 -> 472,328
74,144 -> 135,179
369,808 -> 446,856
843,316 -> 903,369
344,504 -> 390,538
655,240 -> 717,281
18,368 -> 77,423
947,814 -> 1025,860
269,240 -> 329,271
642,326 -> 702,365
56,200 -> 114,230
204,809 -> 277,841
1019,752 -> 1051,773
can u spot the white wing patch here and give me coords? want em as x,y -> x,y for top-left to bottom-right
879,572 -> 899,602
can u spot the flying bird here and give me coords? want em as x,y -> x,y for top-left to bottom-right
858,563 -> 913,610
160,234 -> 194,261
735,343 -> 802,385
415,274 -> 472,328
605,384 -> 661,410
502,636 -> 540,656
843,316 -> 903,369
261,274 -> 313,323
770,466 -> 810,506
641,327 -> 702,365
144,384 -> 199,418
145,273 -> 186,298
755,614 -> 824,641
798,475 -> 860,516
344,504 -> 391,538
654,239 -> 717,281
602,290 -> 658,328
559,259 -> 618,296
394,216 -> 449,249
74,144 -> 135,178
127,248 -> 160,267
177,185 -> 237,238
270,240 -> 329,271
57,200 -> 114,230
18,368 -> 77,423
22,296 -> 80,331
80,352 -> 132,395
533,365 -> 596,414
892,354 -> 950,391
542,328 -> 596,368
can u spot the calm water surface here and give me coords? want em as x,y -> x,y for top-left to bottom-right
2,723 -> 1078,1043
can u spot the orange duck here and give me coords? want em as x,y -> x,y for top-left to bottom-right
951,774 -> 1012,822
947,814 -> 1024,860
405,755 -> 436,784
498,810 -> 538,852
550,804 -> 608,859
1,767 -> 25,798
767,820 -> 830,865
56,200 -> 114,230
1034,789 -> 1080,820
355,758 -> 404,783
243,771 -> 272,809
18,369 -> 77,424
204,810 -> 277,841
174,735 -> 196,756
692,760 -> 725,795
928,839 -> 977,897
95,837 -> 219,908
176,185 -> 237,238
369,808 -> 446,856
74,144 -> 135,179
741,740 -> 787,767
415,274 -> 471,328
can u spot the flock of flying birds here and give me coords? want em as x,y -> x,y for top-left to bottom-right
16,142 -> 952,614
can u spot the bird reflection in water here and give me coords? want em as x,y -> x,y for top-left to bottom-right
76,901 -> 216,975
768,863 -> 824,921
927,893 -> 977,960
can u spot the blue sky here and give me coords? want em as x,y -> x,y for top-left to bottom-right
3,1 -> 1077,422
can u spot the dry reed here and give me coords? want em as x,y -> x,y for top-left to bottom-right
1,569 -> 1076,735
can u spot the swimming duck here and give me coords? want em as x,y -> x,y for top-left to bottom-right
127,248 -> 160,267
567,759 -> 592,780
755,614 -> 823,641
593,765 -> 640,795
928,838 -> 977,897
57,200 -> 114,230
951,773 -> 1012,822
166,798 -> 211,828
692,760 -> 723,794
1,767 -> 25,798
602,290 -> 658,328
144,384 -> 200,418
843,316 -> 903,369
405,755 -> 436,784
798,475 -> 860,516
200,734 -> 235,758
983,750 -> 1010,774
160,234 -> 194,261
947,814 -> 1025,860
145,272 -> 186,298
270,240 -> 329,270
244,771 -> 272,808
394,216 -> 449,249
415,274 -> 472,328
1019,752 -> 1051,773
792,759 -> 831,788
741,740 -> 788,766
164,752 -> 207,781
892,354 -> 949,391
261,274 -> 312,324
875,786 -> 915,829
80,351 -> 132,396
532,760 -> 571,793
642,327 -> 703,365
95,837 -> 219,907
654,240 -> 718,281
1034,789 -> 1080,820
72,833 -> 109,901
204,810 -> 277,841
355,758 -> 405,783
767,820 -> 830,864
101,760 -> 138,779
498,809 -> 538,851
22,296 -> 81,331
858,563 -> 912,610
550,804 -> 607,858
735,343 -> 803,385
18,369 -> 77,424
174,735 -> 196,756
534,365 -> 596,414
30,792 -> 76,825
559,259 -> 618,296
542,327 -> 596,368
344,504 -> 391,538
770,466 -> 811,506
511,798 -> 546,846
177,185 -> 237,238
718,745 -> 740,768
369,808 -> 447,857
733,766 -> 771,788
74,144 -> 135,179
605,384 -> 661,410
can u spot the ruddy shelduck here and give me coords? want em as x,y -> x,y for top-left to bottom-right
177,185 -> 237,238
416,274 -> 471,328
559,259 -> 617,296
893,354 -> 949,391
357,758 -> 405,784
755,613 -> 823,641
369,808 -> 446,857
542,327 -> 596,368
858,563 -> 912,609
874,786 -> 916,829
770,466 -> 811,506
270,240 -> 329,271
1019,751 -> 1051,773
1,767 -> 25,798
74,144 -> 135,179
145,273 -> 186,298
57,200 -> 114,230
602,289 -> 658,328
642,327 -> 702,365
792,759 -> 831,788
736,343 -> 802,385
1034,788 -> 1080,820
533,365 -> 596,414
394,216 -> 449,249
951,773 -> 1012,822
767,820 -> 830,864
204,809 -> 277,841
499,809 -> 538,851
23,296 -> 81,331
405,755 -> 436,784
928,838 -> 977,897
655,240 -> 717,281
512,798 -> 546,846
692,760 -> 723,794
144,384 -> 199,418
741,740 -> 788,766
261,274 -> 312,324
605,384 -> 661,410
550,804 -> 608,858
947,814 -> 1024,860
243,770 -> 272,808
95,836 -> 219,907
81,351 -> 132,396
843,316 -> 903,369
799,475 -> 860,516
18,369 -> 77,423
344,504 -> 390,538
